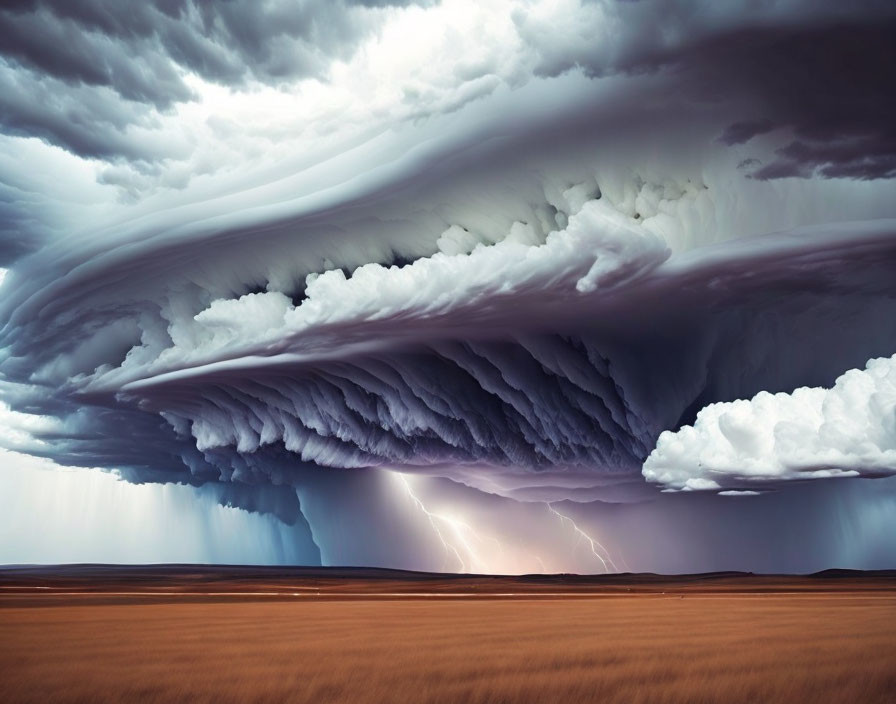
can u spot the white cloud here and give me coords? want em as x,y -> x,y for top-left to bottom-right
643,354 -> 896,492
0,397 -> 62,453
72,187 -> 668,393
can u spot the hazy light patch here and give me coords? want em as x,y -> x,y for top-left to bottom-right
832,478 -> 896,568
391,471 -> 524,574
388,470 -> 625,575
0,450 -> 318,565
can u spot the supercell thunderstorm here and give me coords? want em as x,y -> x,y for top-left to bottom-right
1,0 -> 895,572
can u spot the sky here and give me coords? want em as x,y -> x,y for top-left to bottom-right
1,0 -> 895,572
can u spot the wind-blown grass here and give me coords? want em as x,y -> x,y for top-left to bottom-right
2,594 -> 894,703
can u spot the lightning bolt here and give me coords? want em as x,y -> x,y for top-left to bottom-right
396,474 -> 466,571
393,472 -> 615,575
395,472 -> 503,573
546,503 -> 620,573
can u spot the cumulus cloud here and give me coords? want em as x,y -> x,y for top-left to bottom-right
644,355 -> 896,492
97,192 -> 668,388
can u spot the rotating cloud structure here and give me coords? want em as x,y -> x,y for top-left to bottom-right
1,0 -> 895,572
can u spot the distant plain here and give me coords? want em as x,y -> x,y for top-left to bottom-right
1,567 -> 894,703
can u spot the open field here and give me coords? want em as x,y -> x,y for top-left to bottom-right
1,567 -> 895,703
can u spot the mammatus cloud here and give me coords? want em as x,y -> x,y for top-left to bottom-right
644,355 -> 896,492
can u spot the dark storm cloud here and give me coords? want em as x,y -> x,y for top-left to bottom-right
0,0 -> 894,570
694,21 -> 896,182
0,0 -> 417,160
0,3 -> 192,109
753,136 -> 896,181
0,60 -> 185,161
719,121 -> 776,146
0,0 -> 404,102
2,0 -> 893,180
1,36 -> 893,496
6,216 -> 896,500
517,4 -> 896,181
0,195 -> 44,265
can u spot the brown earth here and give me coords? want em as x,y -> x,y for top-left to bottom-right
1,567 -> 894,703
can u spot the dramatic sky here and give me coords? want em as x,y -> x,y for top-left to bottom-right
1,0 -> 895,572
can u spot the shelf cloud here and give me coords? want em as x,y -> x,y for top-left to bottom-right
1,0 -> 894,570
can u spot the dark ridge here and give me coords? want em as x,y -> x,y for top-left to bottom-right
809,568 -> 896,579
673,385 -> 711,431
290,289 -> 309,307
244,283 -> 268,296
388,253 -> 416,269
2,565 -> 893,603
1,564 -> 894,583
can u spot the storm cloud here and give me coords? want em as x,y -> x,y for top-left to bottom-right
1,0 -> 895,571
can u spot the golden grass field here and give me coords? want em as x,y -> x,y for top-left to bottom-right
2,592 -> 895,703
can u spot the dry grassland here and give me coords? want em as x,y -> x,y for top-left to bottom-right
2,593 -> 894,703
